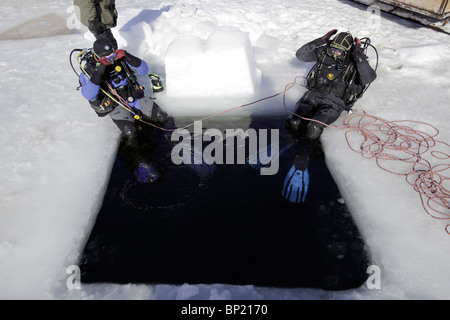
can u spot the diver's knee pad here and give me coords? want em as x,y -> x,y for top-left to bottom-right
122,123 -> 137,140
286,115 -> 305,134
113,119 -> 137,140
139,98 -> 169,125
150,103 -> 169,124
305,122 -> 324,140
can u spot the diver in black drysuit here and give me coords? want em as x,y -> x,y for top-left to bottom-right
281,30 -> 377,203
286,29 -> 377,140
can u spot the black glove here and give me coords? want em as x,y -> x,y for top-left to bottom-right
88,18 -> 105,34
320,29 -> 337,42
90,62 -> 106,85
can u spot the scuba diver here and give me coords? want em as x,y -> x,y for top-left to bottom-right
282,29 -> 377,203
79,38 -> 168,140
287,29 -> 377,139
77,38 -> 169,183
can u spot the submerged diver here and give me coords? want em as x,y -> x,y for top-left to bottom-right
282,29 -> 377,203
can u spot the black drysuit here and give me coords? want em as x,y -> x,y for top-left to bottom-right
287,36 -> 377,139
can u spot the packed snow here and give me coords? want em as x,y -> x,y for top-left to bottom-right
165,31 -> 262,98
0,0 -> 450,300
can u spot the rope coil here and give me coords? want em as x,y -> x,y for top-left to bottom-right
340,112 -> 450,234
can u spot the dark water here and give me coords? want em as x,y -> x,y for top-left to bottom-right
79,116 -> 370,290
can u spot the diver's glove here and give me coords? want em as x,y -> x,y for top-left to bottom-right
90,61 -> 107,85
312,29 -> 338,47
115,49 -> 126,59
88,18 -> 105,34
282,152 -> 310,203
320,29 -> 337,42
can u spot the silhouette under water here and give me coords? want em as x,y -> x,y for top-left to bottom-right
79,116 -> 369,290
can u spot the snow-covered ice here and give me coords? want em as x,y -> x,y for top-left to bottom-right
165,31 -> 261,98
0,0 -> 450,300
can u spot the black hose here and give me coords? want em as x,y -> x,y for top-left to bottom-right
69,49 -> 83,77
369,43 -> 379,72
359,37 -> 379,71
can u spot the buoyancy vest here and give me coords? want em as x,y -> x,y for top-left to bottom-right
306,47 -> 365,107
84,57 -> 145,115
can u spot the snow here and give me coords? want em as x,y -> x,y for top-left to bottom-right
0,0 -> 450,300
165,31 -> 262,98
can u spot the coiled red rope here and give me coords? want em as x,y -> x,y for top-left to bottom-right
340,112 -> 450,235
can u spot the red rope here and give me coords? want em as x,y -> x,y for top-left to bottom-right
340,112 -> 450,235
138,75 -> 308,131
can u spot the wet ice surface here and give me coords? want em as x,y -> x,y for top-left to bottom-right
0,13 -> 76,40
